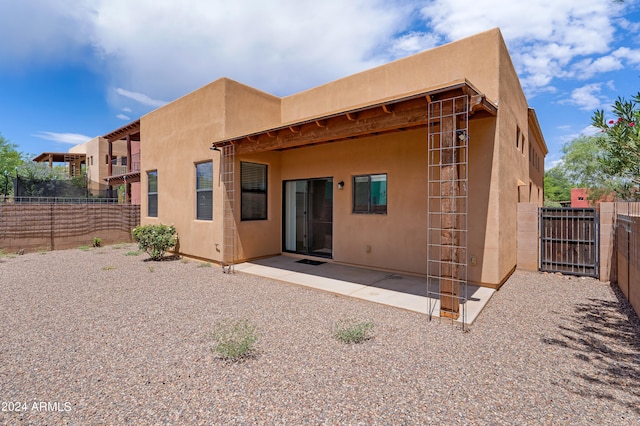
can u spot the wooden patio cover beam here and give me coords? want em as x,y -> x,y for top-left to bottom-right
214,83 -> 497,155
236,97 -> 432,154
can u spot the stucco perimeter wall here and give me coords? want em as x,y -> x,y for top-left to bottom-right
280,28 -> 502,122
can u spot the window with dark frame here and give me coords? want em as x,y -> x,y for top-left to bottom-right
196,161 -> 213,220
353,174 -> 387,214
147,170 -> 158,218
241,162 -> 267,221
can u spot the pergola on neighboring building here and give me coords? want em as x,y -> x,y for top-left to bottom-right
102,120 -> 142,205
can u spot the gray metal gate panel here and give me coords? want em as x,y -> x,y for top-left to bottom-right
539,208 -> 599,278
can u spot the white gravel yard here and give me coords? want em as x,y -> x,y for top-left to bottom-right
1,244 -> 639,425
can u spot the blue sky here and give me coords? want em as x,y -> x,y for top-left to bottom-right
1,0 -> 639,169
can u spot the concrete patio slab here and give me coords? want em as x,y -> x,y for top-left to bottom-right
236,255 -> 495,325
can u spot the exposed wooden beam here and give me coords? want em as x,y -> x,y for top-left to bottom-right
315,119 -> 328,128
266,131 -> 278,138
381,104 -> 393,114
289,125 -> 301,133
237,104 -> 429,154
470,94 -> 497,116
346,112 -> 358,121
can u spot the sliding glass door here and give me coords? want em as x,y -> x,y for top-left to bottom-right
284,178 -> 333,257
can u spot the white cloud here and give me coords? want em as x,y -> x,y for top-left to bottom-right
419,0 -> 626,93
388,32 -> 441,58
91,0 -> 411,99
1,0 -> 636,108
115,88 -> 167,108
564,83 -> 606,110
116,113 -> 131,120
34,132 -> 92,145
0,0 -> 95,69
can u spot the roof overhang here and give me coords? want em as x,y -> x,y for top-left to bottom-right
105,172 -> 141,186
211,80 -> 497,155
103,120 -> 141,142
32,152 -> 87,163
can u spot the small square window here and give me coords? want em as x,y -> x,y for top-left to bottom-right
353,174 -> 387,214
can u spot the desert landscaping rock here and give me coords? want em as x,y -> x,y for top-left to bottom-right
1,245 -> 639,424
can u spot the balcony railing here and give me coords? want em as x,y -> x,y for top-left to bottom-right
109,152 -> 140,176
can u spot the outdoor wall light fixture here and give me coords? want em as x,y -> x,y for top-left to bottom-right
210,144 -> 221,152
337,181 -> 344,190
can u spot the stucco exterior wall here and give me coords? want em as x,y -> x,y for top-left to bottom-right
281,28 -> 502,122
140,78 -> 282,260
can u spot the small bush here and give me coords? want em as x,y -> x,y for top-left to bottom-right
211,319 -> 259,361
333,319 -> 375,344
131,224 -> 177,261
92,237 -> 102,247
78,245 -> 91,251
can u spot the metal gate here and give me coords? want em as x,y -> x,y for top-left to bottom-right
539,208 -> 599,278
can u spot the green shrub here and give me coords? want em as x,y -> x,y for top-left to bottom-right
211,319 -> 259,361
333,319 -> 375,344
131,224 -> 177,261
92,237 -> 102,247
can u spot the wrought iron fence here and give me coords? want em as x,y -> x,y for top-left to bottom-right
539,207 -> 599,278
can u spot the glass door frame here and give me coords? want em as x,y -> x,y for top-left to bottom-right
282,177 -> 333,258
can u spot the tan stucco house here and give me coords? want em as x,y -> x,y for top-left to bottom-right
136,28 -> 547,292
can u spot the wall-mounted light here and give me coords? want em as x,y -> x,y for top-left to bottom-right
210,144 -> 220,152
337,181 -> 344,190
456,130 -> 468,142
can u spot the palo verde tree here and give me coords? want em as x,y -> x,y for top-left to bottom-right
592,90 -> 640,200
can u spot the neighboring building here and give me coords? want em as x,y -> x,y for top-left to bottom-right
33,130 -> 141,204
102,121 -> 141,205
571,188 -> 614,208
134,28 -> 546,289
571,188 -> 591,208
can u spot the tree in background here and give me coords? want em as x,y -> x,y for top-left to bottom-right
592,90 -> 640,200
0,133 -> 24,197
543,135 -> 620,206
544,165 -> 572,206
